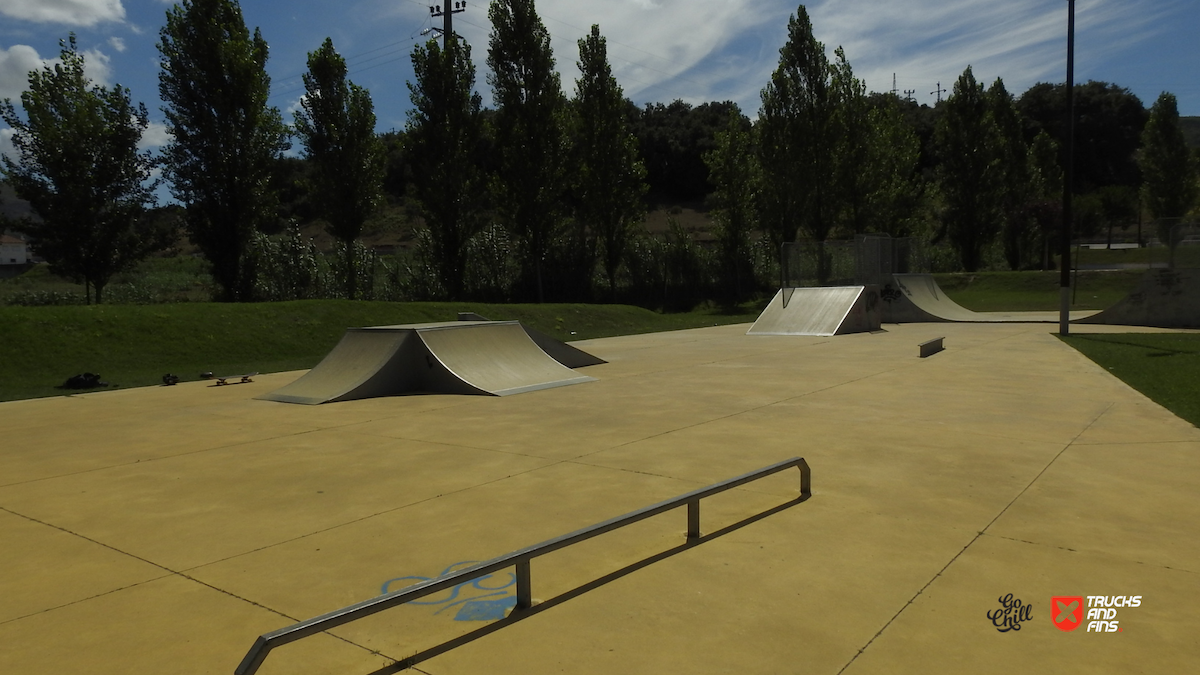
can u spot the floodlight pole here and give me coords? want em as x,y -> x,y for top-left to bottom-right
1059,0 -> 1075,335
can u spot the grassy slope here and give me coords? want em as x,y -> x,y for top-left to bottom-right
1060,334 -> 1200,427
0,301 -> 762,402
934,270 -> 1145,311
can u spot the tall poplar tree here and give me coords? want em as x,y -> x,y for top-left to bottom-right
573,24 -> 647,298
862,95 -> 922,236
1140,92 -> 1198,224
294,38 -> 385,300
831,47 -> 870,234
158,0 -> 288,302
704,108 -> 758,302
1,35 -> 165,304
988,78 -> 1034,270
405,35 -> 485,300
935,66 -> 1003,272
487,0 -> 568,302
758,5 -> 837,280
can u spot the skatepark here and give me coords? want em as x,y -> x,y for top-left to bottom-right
4,295 -> 1200,674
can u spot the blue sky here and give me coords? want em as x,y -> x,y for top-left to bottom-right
2,0 -> 1197,163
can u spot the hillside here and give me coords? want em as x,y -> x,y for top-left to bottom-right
1182,116 -> 1200,148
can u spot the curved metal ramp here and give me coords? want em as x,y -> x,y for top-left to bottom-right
1075,269 -> 1200,328
456,312 -> 607,368
747,286 -> 881,336
883,274 -> 1075,323
258,321 -> 596,404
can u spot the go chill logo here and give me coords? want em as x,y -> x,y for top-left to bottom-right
1052,595 -> 1141,632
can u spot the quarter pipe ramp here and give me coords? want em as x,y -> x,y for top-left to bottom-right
747,286 -> 881,336
882,274 -> 1089,323
1075,269 -> 1200,328
258,321 -> 597,405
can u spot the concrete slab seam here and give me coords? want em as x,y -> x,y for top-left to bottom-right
0,425 -> 342,490
988,533 -> 1200,576
0,507 -> 308,632
0,506 -> 403,664
178,464 -> 555,575
834,401 -> 1115,675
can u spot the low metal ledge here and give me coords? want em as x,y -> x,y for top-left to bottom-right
235,456 -> 811,675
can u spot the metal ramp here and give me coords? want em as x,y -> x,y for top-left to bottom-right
747,286 -> 881,336
258,321 -> 597,404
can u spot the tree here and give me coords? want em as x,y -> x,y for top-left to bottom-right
861,94 -> 923,236
1140,92 -> 1198,222
404,35 -> 485,300
158,0 -> 289,302
830,47 -> 870,235
758,5 -> 838,281
572,24 -> 647,298
1027,130 -> 1062,268
1017,81 -> 1146,191
703,108 -> 757,302
988,78 -> 1034,270
294,38 -> 385,300
1,35 -> 166,304
935,66 -> 1003,272
631,99 -> 738,203
487,0 -> 568,302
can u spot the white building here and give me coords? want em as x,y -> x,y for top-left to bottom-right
1,234 -> 28,265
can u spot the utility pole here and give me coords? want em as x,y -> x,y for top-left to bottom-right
892,74 -> 898,97
429,1 -> 466,46
1060,0 -> 1075,335
903,89 -> 916,101
931,82 -> 946,104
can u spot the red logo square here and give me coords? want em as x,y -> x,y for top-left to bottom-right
1052,596 -> 1084,631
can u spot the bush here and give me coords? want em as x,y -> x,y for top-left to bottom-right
5,289 -> 86,306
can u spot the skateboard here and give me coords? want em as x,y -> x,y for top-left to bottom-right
214,372 -> 258,385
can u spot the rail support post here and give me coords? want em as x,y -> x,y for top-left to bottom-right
687,499 -> 700,539
515,559 -> 532,610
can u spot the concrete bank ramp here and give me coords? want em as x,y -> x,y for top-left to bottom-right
258,321 -> 596,404
882,274 -> 1071,323
1075,268 -> 1200,328
456,312 -> 607,368
747,286 -> 881,336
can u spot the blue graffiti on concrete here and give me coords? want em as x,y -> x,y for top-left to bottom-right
381,561 -> 517,622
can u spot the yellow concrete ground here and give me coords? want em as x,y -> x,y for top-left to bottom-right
2,321 -> 1198,675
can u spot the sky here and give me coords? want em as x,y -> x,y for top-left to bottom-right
1,0 -> 1197,167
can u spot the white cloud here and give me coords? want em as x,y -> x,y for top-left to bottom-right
0,44 -> 49,101
805,0 -> 1172,107
81,48 -> 112,85
286,95 -> 307,118
0,127 -> 17,163
1,42 -> 113,103
445,0 -> 1179,114
0,0 -> 125,27
108,36 -> 126,52
137,121 -> 171,150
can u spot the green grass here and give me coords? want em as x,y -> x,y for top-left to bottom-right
934,270 -> 1145,311
1060,334 -> 1200,427
1074,244 -> 1200,270
0,300 -> 763,402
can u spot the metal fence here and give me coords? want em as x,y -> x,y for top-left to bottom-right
1074,219 -> 1200,271
781,236 -> 934,288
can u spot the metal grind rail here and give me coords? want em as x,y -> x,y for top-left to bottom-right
235,457 -> 811,675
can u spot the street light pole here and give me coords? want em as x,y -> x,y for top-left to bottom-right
1060,0 -> 1075,335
